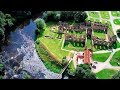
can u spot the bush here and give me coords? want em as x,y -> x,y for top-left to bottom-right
74,11 -> 87,23
36,18 -> 46,30
35,19 -> 46,36
42,11 -> 61,22
60,11 -> 74,21
60,11 -> 87,22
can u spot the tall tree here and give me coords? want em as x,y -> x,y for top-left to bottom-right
67,64 -> 96,79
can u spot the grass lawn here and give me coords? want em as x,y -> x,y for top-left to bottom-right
68,60 -> 76,73
111,11 -> 120,17
116,41 -> 120,48
88,11 -> 99,18
93,31 -> 106,39
110,50 -> 120,66
113,19 -> 120,25
96,69 -> 118,79
92,52 -> 111,62
94,19 -> 100,22
69,30 -> 86,37
38,22 -> 69,62
86,17 -> 94,22
101,20 -> 114,36
63,42 -> 85,51
86,39 -> 91,48
86,17 -> 100,22
100,11 -> 110,19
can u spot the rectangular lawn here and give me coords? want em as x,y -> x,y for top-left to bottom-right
88,11 -> 100,18
93,31 -> 106,39
92,52 -> 111,62
110,50 -> 120,66
100,11 -> 110,19
96,69 -> 117,79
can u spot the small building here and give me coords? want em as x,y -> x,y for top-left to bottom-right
83,49 -> 92,64
73,49 -> 92,68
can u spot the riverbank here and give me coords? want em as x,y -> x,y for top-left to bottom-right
35,40 -> 63,73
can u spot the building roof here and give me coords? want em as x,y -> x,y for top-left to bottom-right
83,49 -> 91,64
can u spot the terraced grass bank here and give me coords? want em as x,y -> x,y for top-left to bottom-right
35,40 -> 63,73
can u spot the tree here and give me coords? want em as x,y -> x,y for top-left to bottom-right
36,18 -> 46,30
5,14 -> 15,27
35,19 -> 46,36
74,11 -> 87,23
42,11 -> 61,22
68,64 -> 96,79
112,71 -> 120,79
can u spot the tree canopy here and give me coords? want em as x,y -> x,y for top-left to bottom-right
0,11 -> 15,41
67,64 -> 96,79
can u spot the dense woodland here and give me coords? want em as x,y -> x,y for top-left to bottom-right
0,11 -> 43,47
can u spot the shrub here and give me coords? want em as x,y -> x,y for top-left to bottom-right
42,11 -> 61,22
36,18 -> 46,30
35,18 -> 46,36
74,11 -> 87,23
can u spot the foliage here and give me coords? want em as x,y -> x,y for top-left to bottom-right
35,40 -> 63,73
0,28 -> 4,36
60,11 -> 87,22
60,11 -> 75,21
35,18 -> 46,36
36,18 -> 46,30
0,11 -> 15,41
42,11 -> 87,22
67,64 -> 96,79
112,71 -> 120,79
42,11 -> 61,22
74,11 -> 87,23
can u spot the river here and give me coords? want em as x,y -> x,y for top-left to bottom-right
0,18 -> 62,79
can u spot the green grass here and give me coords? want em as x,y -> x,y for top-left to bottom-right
101,20 -> 114,36
96,69 -> 118,79
69,31 -> 86,37
86,17 -> 100,22
110,50 -> 120,66
86,17 -> 94,22
111,11 -> 120,17
63,42 -> 85,51
68,60 -> 76,73
92,52 -> 111,62
86,39 -> 91,48
88,11 -> 100,18
100,11 -> 110,19
35,41 -> 63,73
93,31 -> 106,39
94,19 -> 100,22
116,41 -> 120,48
114,19 -> 120,25
39,22 -> 69,61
